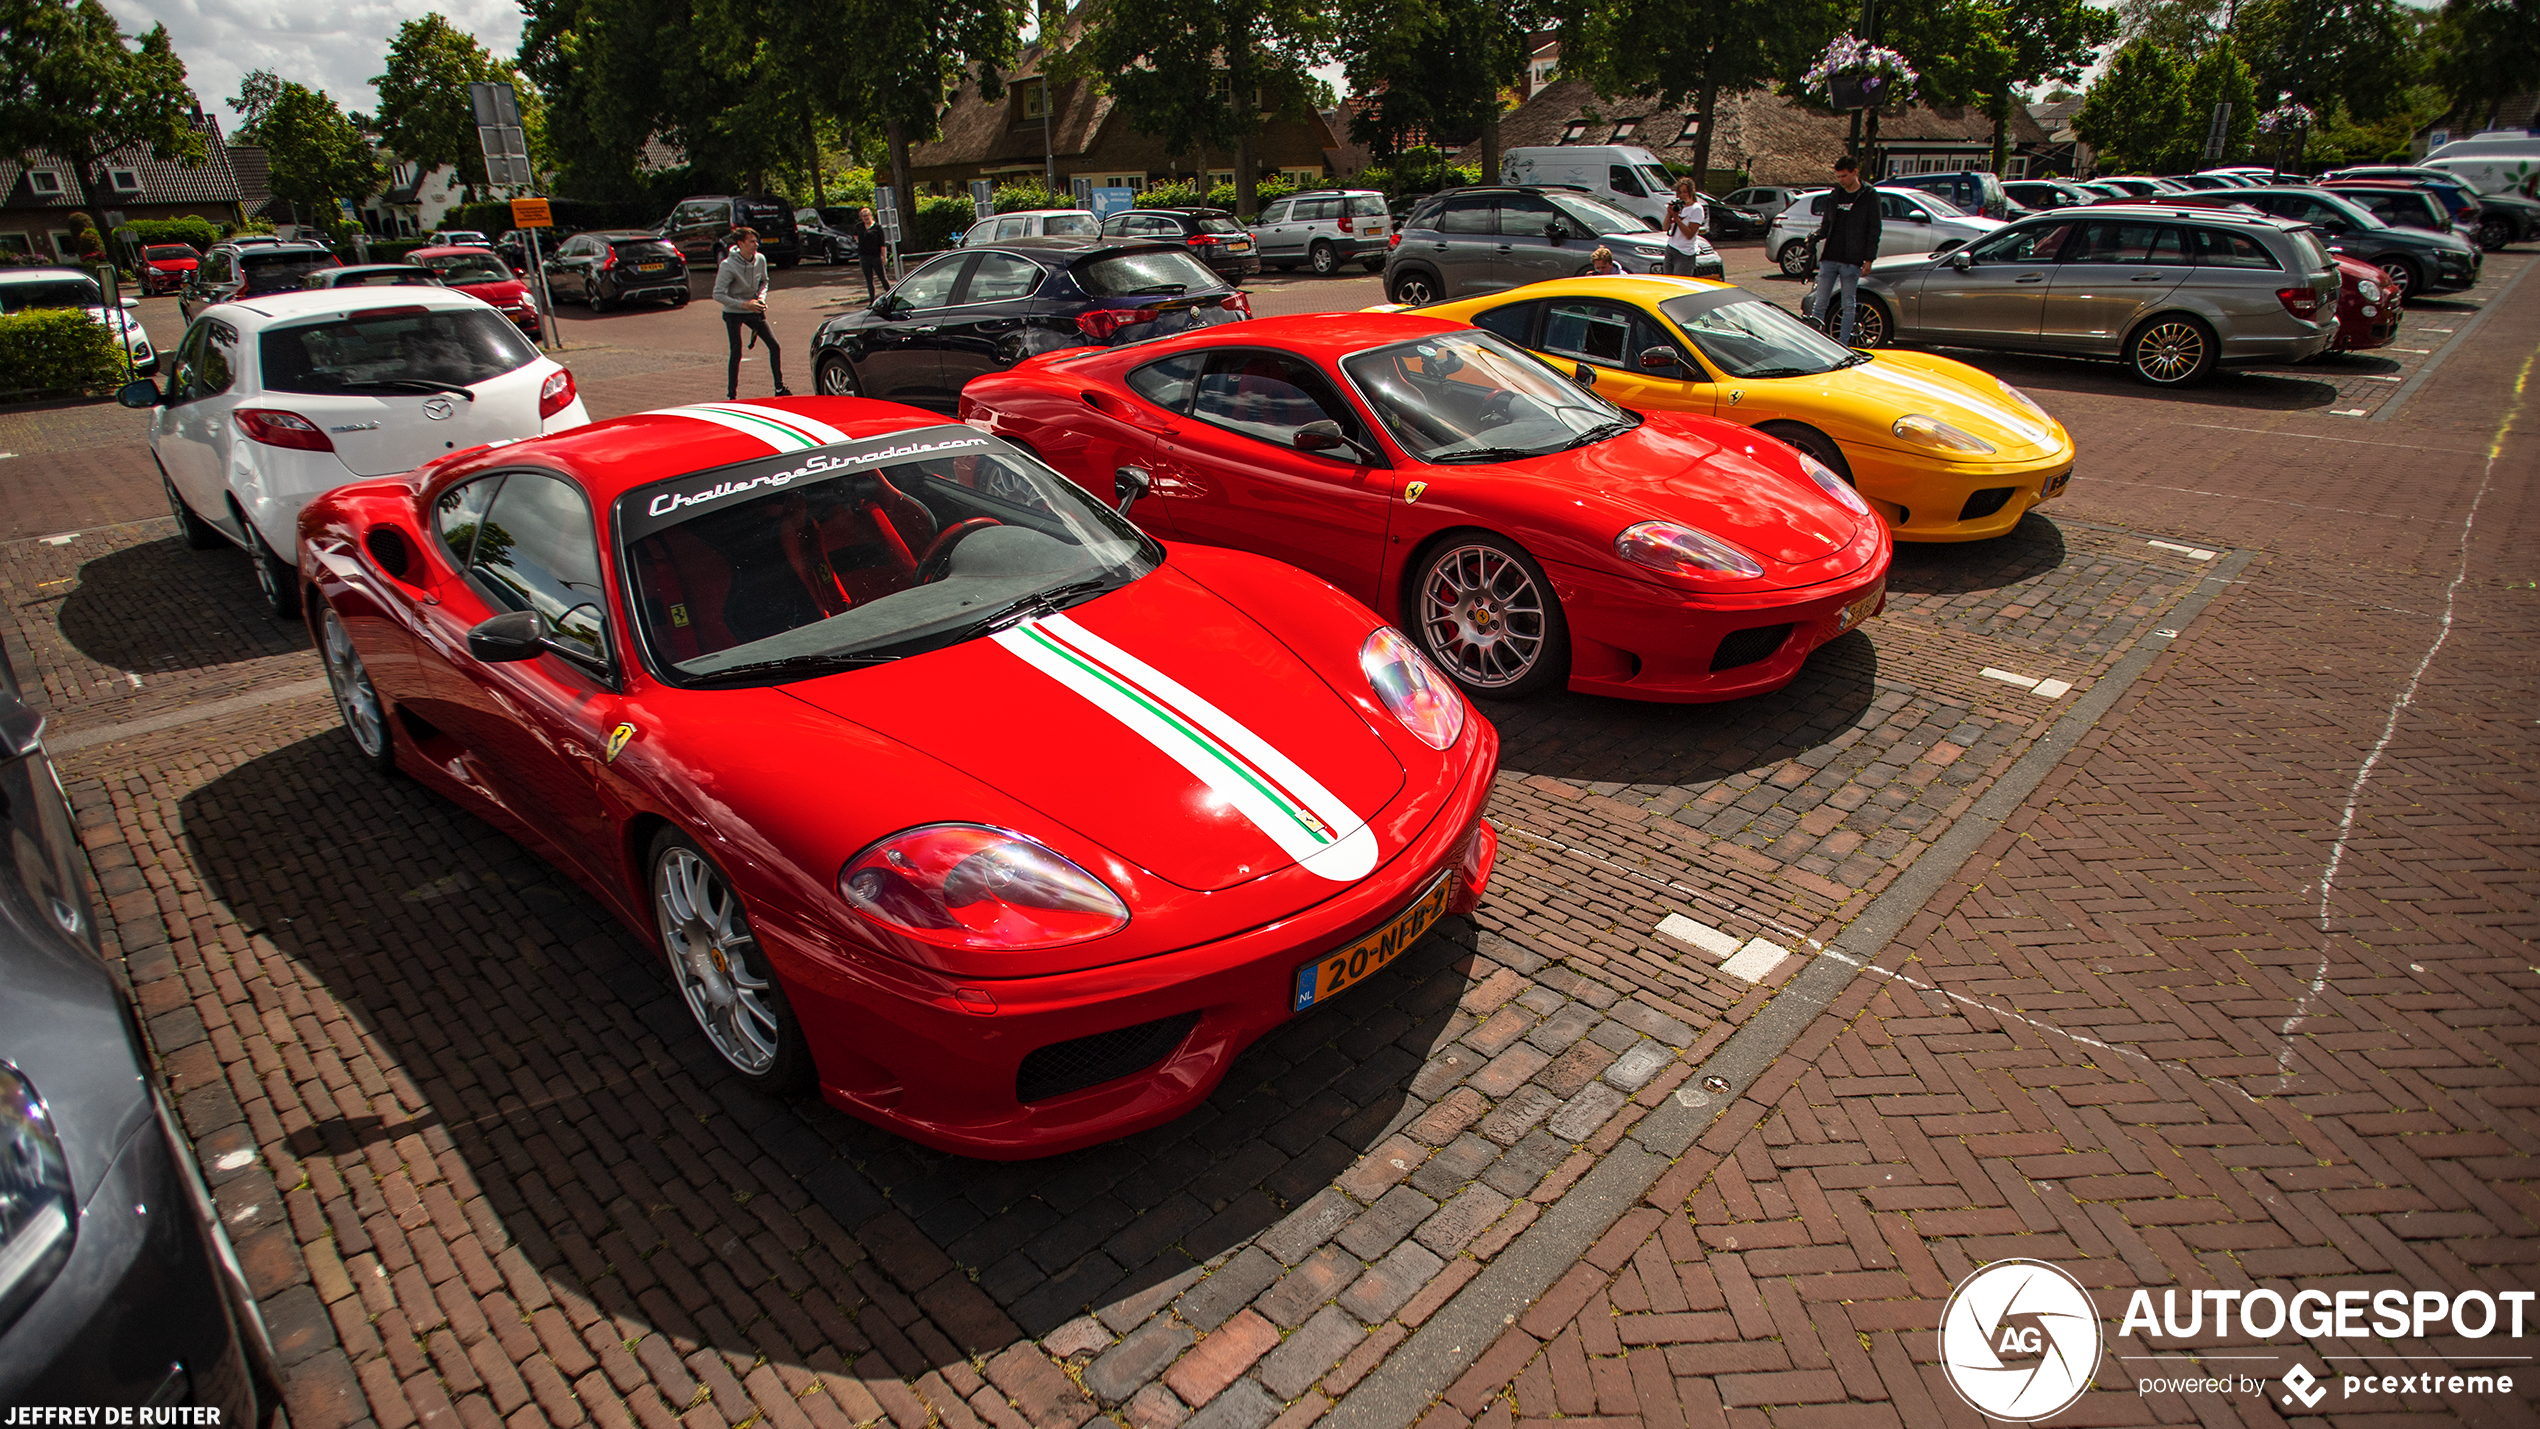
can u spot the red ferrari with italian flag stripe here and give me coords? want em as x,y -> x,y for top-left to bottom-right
294,397 -> 1499,1156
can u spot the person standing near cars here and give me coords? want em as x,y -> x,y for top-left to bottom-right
1663,178 -> 1707,275
715,226 -> 790,400
1809,156 -> 1880,345
856,207 -> 886,300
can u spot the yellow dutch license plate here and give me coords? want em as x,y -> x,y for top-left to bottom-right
2044,468 -> 2071,499
1292,874 -> 1452,1012
1835,583 -> 1883,633
638,262 -> 666,272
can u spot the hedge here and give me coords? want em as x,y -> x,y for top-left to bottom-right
444,197 -> 660,237
363,239 -> 433,263
0,309 -> 128,398
909,195 -> 974,252
117,216 -> 222,250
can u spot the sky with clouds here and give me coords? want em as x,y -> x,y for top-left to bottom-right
105,0 -> 528,126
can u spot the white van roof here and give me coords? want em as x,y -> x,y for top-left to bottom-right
2427,134 -> 2540,159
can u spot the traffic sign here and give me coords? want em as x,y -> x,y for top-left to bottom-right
969,179 -> 996,218
470,82 -> 533,187
511,197 -> 553,228
875,186 -> 903,242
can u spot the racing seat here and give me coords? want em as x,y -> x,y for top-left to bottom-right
778,480 -> 940,617
632,525 -> 740,660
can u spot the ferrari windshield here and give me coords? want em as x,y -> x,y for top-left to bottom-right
618,428 -> 1160,682
1658,293 -> 1858,379
1343,330 -> 1633,463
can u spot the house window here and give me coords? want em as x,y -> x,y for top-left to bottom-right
1610,119 -> 1639,142
1208,171 -> 1234,188
28,171 -> 62,196
1022,81 -> 1049,121
1280,168 -> 1322,186
1674,116 -> 1701,144
108,168 -> 142,194
1101,175 -> 1144,192
2006,156 -> 2028,178
0,233 -> 29,255
1559,122 -> 1589,144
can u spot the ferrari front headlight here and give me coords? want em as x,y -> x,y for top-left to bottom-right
1892,413 -> 1998,455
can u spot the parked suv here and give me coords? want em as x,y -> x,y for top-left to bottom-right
660,194 -> 801,268
2326,165 -> 2538,250
2171,187 -> 2479,299
1382,185 -> 1716,306
795,206 -> 865,262
1717,185 -> 1806,226
1098,207 -> 1262,283
544,230 -> 690,311
1766,187 -> 2001,276
1851,204 -> 2337,386
1889,169 -> 2012,219
179,240 -> 341,321
1252,189 -> 1390,273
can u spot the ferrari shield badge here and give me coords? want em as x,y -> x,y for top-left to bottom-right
1403,481 -> 1428,505
603,723 -> 636,763
1728,390 -> 1744,406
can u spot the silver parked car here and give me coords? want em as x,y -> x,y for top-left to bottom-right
1767,187 -> 2003,276
1383,185 -> 1719,306
1846,204 -> 2338,386
1253,188 -> 1391,274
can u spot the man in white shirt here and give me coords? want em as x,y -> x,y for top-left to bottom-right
1663,178 -> 1707,276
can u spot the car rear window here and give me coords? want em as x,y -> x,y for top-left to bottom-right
1349,196 -> 1386,217
260,307 -> 537,394
240,252 -> 341,295
2187,228 -> 2281,268
2289,230 -> 2335,272
735,202 -> 791,227
1195,215 -> 1244,234
1076,248 -> 1225,297
1045,214 -> 1100,236
608,236 -> 677,253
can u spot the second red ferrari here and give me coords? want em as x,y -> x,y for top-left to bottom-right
958,314 -> 1892,703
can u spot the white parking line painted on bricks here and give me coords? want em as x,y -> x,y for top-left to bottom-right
2147,539 -> 2217,559
2333,409 -> 2372,416
1718,938 -> 1792,983
39,533 -> 76,545
2034,679 -> 2073,699
1655,913 -> 1742,960
1982,666 -> 2039,688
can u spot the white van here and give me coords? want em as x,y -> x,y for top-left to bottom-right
1500,146 -> 1676,227
2423,132 -> 2540,195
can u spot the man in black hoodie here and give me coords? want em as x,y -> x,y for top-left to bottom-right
1809,155 -> 1882,346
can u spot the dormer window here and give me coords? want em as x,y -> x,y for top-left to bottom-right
1674,116 -> 1701,144
1558,122 -> 1589,144
1609,119 -> 1639,142
108,168 -> 142,194
28,171 -> 62,196
1022,81 -> 1049,120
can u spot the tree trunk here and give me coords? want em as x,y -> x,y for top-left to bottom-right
1690,79 -> 1719,188
1988,90 -> 2009,174
1481,107 -> 1502,185
1236,132 -> 1257,218
886,116 -> 914,215
807,111 -> 827,208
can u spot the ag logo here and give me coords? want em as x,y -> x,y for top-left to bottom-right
1937,1259 -> 2101,1422
2281,1364 -> 2326,1409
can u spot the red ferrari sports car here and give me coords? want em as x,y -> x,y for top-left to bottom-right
958,314 -> 1893,703
295,399 -> 1498,1157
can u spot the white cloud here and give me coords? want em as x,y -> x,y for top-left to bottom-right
106,0 -> 526,127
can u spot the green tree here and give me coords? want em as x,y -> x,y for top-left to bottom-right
228,68 -> 283,134
1556,0 -> 1839,186
2114,0 -> 2224,55
0,0 -> 205,222
1343,0 -> 1546,183
1086,0 -> 1328,216
372,14 -> 545,197
2177,36 -> 2257,166
1968,0 -> 2121,172
2230,0 -> 2419,124
2426,0 -> 2540,132
253,83 -> 382,236
2075,38 -> 2190,172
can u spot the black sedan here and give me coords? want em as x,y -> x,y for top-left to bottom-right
542,229 -> 690,312
808,238 -> 1250,411
1097,207 -> 1263,283
795,206 -> 867,263
0,649 -> 277,1417
1696,192 -> 1767,241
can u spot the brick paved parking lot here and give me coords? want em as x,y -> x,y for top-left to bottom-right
3,236 -> 2535,1429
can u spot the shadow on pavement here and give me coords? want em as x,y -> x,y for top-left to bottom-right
55,534 -> 308,673
180,729 -> 1471,1386
1886,509 -> 2069,599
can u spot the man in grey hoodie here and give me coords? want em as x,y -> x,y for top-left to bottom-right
714,226 -> 791,399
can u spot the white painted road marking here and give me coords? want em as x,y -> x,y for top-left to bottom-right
1656,913 -> 1742,959
1720,938 -> 1791,983
2146,539 -> 2217,560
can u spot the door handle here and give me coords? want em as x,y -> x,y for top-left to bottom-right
1428,242 -> 1447,250
2015,273 -> 2044,283
1496,244 -> 1513,252
2130,273 -> 2164,281
977,319 -> 1019,333
910,324 -> 938,333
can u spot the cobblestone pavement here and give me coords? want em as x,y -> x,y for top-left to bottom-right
1,238 -> 2534,1429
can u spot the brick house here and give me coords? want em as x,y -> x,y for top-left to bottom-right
1,111 -> 249,259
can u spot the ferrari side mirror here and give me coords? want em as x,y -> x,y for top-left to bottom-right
1294,420 -> 1348,451
1113,465 -> 1152,515
1639,345 -> 1681,372
467,609 -> 546,663
1572,362 -> 1598,388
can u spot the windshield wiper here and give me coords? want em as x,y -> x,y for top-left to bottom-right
1428,445 -> 1543,464
329,378 -> 479,400
949,576 -> 1124,638
1734,365 -> 1818,379
1561,418 -> 1639,451
1835,352 -> 1873,368
686,650 -> 898,685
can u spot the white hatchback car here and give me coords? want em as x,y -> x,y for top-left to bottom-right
120,287 -> 590,617
1766,186 -> 2004,277
0,267 -> 157,374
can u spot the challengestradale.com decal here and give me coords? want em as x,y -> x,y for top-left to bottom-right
644,436 -> 987,518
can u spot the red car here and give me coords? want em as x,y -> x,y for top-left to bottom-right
2329,251 -> 2400,352
407,244 -> 542,339
296,398 -> 1499,1157
959,314 -> 1893,703
139,242 -> 198,295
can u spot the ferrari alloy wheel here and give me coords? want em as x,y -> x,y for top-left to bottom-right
1310,240 -> 1338,276
1390,270 -> 1438,307
2128,315 -> 2215,387
1413,534 -> 1569,700
320,606 -> 395,772
651,832 -> 811,1092
166,475 -> 222,549
816,354 -> 860,396
1778,241 -> 1814,277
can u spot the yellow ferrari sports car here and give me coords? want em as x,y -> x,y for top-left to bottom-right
1383,275 -> 2075,542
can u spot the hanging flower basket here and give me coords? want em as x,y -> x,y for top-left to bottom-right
1805,36 -> 1920,111
2256,101 -> 2316,134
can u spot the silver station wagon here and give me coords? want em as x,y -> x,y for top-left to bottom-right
1848,204 -> 2338,387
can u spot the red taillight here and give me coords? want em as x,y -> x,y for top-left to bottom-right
2277,286 -> 2323,319
1337,213 -> 1354,233
1220,292 -> 1252,319
1187,232 -> 1221,246
601,247 -> 618,270
539,367 -> 576,419
1389,232 -> 1402,249
1076,307 -> 1160,341
232,409 -> 334,451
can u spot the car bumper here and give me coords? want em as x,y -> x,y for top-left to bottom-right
607,276 -> 689,302
1552,549 -> 1892,702
1208,251 -> 1264,279
783,724 -> 1501,1158
1851,437 -> 2075,542
0,1105 -> 262,1417
2429,253 -> 2479,290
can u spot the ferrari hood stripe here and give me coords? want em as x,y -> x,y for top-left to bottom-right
995,613 -> 1379,882
636,402 -> 852,450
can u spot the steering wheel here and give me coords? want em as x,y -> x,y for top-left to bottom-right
1476,389 -> 1518,428
916,517 -> 1003,583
